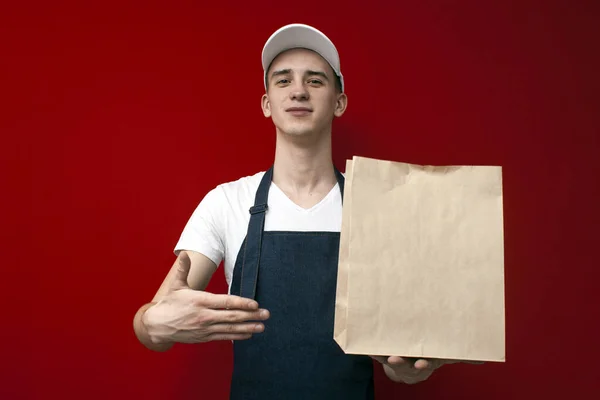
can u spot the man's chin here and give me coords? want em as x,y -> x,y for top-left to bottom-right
280,127 -> 315,137
275,121 -> 328,140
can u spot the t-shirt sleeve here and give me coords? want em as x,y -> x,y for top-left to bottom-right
173,186 -> 226,267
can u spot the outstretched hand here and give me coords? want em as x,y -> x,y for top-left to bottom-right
143,252 -> 270,344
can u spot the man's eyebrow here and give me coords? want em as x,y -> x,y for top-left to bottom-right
270,69 -> 330,81
270,69 -> 291,79
306,70 -> 329,80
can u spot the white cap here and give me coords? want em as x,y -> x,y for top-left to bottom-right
261,23 -> 344,92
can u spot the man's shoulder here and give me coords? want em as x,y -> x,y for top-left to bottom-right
208,170 -> 266,209
215,170 -> 265,194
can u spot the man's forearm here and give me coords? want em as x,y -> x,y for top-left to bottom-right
133,302 -> 174,352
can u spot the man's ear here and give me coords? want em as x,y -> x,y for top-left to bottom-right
334,93 -> 348,118
261,94 -> 271,118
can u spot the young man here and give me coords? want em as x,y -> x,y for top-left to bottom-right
133,23 -> 449,399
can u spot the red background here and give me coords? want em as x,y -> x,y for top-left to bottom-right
2,1 -> 599,399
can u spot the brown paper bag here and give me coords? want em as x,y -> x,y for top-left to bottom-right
334,156 -> 505,362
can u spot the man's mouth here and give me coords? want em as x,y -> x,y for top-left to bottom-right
286,107 -> 312,116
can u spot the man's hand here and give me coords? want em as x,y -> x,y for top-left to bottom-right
371,356 -> 484,384
142,252 -> 270,345
371,356 -> 444,384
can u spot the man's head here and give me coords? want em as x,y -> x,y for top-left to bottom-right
260,24 -> 347,139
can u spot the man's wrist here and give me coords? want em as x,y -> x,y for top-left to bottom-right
141,303 -> 170,345
135,302 -> 173,351
140,303 -> 159,343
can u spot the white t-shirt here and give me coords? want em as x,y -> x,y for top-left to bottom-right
174,171 -> 344,292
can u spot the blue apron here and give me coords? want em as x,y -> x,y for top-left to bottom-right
229,166 -> 374,400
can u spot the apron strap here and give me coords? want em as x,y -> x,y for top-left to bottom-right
334,166 -> 345,204
239,164 -> 345,299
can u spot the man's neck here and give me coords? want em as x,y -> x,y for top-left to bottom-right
271,129 -> 337,197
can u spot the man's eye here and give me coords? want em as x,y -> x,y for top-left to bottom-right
277,79 -> 290,84
308,79 -> 323,85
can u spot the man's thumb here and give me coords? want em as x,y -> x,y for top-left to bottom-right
172,251 -> 192,290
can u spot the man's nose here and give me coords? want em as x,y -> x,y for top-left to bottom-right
289,81 -> 309,101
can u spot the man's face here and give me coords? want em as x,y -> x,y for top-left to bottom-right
262,48 -> 347,138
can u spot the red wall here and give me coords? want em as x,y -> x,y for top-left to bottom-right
2,1 -> 599,399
